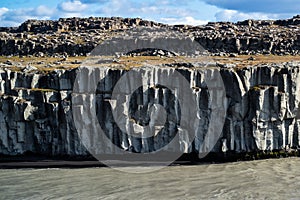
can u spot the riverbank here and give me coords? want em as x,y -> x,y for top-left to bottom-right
0,150 -> 299,169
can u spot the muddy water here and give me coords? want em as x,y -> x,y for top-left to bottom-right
0,158 -> 300,199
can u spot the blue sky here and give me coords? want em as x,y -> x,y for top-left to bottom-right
0,0 -> 298,27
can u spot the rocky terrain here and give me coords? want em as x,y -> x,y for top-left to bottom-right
0,15 -> 300,57
1,16 -> 300,161
1,55 -> 300,159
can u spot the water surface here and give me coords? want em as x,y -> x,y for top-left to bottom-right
0,158 -> 300,199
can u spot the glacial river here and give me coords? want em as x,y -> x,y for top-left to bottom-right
0,158 -> 300,199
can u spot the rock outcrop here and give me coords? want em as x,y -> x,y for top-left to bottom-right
1,61 -> 300,157
1,16 -> 300,160
1,15 -> 300,57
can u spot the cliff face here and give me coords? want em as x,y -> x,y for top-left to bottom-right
1,62 -> 300,157
1,16 -> 300,160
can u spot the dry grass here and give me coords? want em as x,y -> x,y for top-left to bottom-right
212,55 -> 300,69
30,88 -> 57,92
78,55 -> 194,70
0,56 -> 85,73
116,55 -> 209,69
1,55 -> 300,72
117,55 -> 300,69
74,38 -> 85,45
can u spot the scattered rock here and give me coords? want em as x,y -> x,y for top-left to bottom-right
5,60 -> 12,65
71,60 -> 81,64
22,65 -> 37,72
0,16 -> 300,57
248,56 -> 256,61
126,48 -> 177,57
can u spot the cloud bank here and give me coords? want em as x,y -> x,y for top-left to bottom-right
203,0 -> 300,14
0,0 -> 212,27
215,10 -> 280,22
0,0 -> 299,27
57,0 -> 88,13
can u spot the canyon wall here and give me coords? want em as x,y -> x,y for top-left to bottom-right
0,63 -> 300,157
1,16 -> 300,159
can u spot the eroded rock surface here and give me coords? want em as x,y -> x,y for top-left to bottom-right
1,62 -> 300,157
1,16 -> 300,159
1,15 -> 300,57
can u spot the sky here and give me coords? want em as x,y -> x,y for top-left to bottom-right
0,0 -> 299,27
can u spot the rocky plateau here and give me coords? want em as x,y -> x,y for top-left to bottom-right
1,16 -> 300,161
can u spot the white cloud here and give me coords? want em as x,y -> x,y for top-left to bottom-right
0,1 -> 93,27
57,0 -> 88,13
0,6 -> 56,27
99,0 -> 198,20
2,0 -> 294,28
0,0 -> 213,27
81,0 -> 108,3
0,7 -> 9,17
202,0 -> 300,14
160,16 -> 208,25
0,1 -> 92,27
34,5 -> 56,16
57,11 -> 88,18
215,10 -> 279,22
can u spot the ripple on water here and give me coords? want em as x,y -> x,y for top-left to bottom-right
0,158 -> 300,199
